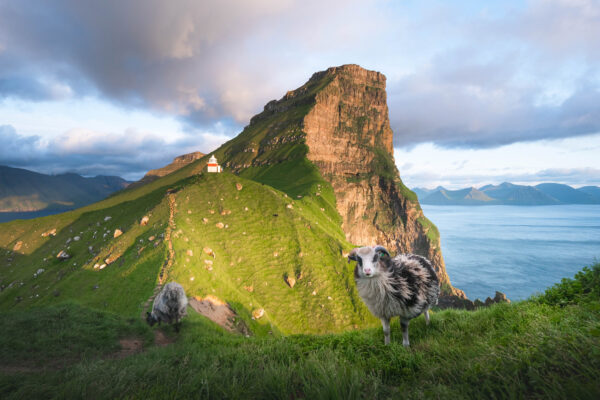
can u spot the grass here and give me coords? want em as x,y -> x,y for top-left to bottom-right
1,265 -> 599,398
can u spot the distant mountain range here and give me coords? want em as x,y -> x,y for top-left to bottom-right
0,165 -> 130,213
413,182 -> 600,206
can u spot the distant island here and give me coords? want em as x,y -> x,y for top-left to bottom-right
413,182 -> 600,206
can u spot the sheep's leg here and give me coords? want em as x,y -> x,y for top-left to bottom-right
424,307 -> 430,326
381,318 -> 391,345
401,318 -> 410,347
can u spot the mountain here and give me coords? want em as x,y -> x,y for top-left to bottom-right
535,183 -> 600,204
424,187 -> 496,205
0,65 -> 462,337
128,151 -> 204,189
579,186 -> 600,199
0,165 -> 130,213
416,182 -> 600,205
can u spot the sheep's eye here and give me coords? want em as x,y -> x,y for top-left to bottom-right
378,251 -> 386,258
373,254 -> 379,262
357,256 -> 363,266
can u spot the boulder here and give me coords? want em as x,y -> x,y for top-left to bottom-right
56,250 -> 71,260
114,229 -> 123,238
41,228 -> 57,237
236,183 -> 243,191
215,222 -> 224,229
252,308 -> 265,319
494,291 -> 510,304
203,247 -> 215,258
285,276 -> 296,288
140,216 -> 150,226
12,241 -> 23,251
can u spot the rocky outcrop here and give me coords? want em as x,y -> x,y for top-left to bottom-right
299,65 -> 463,295
219,64 -> 463,297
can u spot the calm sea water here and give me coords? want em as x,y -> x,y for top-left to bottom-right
421,205 -> 600,301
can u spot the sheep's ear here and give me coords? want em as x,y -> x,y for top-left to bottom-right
374,246 -> 390,259
347,248 -> 359,264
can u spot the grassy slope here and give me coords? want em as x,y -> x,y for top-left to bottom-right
0,157 -> 373,333
1,264 -> 599,398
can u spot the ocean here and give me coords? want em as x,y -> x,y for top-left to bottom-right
421,204 -> 600,301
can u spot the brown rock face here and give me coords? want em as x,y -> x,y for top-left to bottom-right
299,65 -> 460,295
218,64 -> 462,296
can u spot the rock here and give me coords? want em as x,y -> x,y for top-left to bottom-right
73,236 -> 80,241
56,250 -> 71,260
312,290 -> 317,296
93,263 -> 100,269
204,259 -> 213,265
286,204 -> 293,209
12,241 -> 23,251
220,209 -> 231,215
148,236 -> 155,241
93,284 -> 100,290
484,297 -> 494,307
140,216 -> 150,226
104,216 -> 112,221
202,218 -> 209,224
244,207 -> 248,211
494,291 -> 510,304
113,229 -> 123,238
244,285 -> 254,292
33,268 -> 44,278
203,247 -> 215,258
285,276 -> 296,288
99,264 -> 106,270
252,308 -> 265,319
215,222 -> 224,229
186,249 -> 193,257
437,294 -> 475,310
474,299 -> 485,308
209,210 -> 215,214
273,251 -> 278,257
41,228 -> 57,237
236,183 -> 243,191
66,238 -> 72,244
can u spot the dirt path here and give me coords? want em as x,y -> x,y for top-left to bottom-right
141,192 -> 177,319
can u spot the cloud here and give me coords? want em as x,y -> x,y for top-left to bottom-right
1,0 -> 599,154
0,124 -> 228,180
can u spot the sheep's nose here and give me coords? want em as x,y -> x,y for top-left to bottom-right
364,269 -> 372,275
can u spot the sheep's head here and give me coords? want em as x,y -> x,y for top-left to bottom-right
146,311 -> 158,326
348,246 -> 391,278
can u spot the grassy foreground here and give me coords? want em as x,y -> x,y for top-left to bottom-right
1,264 -> 599,399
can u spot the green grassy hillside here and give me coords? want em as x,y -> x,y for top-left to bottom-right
0,155 -> 377,334
1,264 -> 599,399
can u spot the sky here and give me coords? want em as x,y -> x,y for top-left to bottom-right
0,0 -> 599,187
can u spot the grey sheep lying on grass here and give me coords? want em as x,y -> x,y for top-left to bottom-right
146,282 -> 188,332
348,246 -> 440,347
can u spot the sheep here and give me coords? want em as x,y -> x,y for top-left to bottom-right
348,246 -> 439,347
146,282 -> 189,332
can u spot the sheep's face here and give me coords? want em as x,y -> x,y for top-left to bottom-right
348,246 -> 391,278
146,312 -> 157,326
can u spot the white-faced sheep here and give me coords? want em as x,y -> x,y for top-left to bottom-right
146,282 -> 189,332
348,246 -> 440,347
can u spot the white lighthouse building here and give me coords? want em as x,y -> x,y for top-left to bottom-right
207,154 -> 222,173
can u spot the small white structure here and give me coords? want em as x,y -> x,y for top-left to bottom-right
207,154 -> 222,173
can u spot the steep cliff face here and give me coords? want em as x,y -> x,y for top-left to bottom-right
300,65 -> 458,294
218,64 -> 462,296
